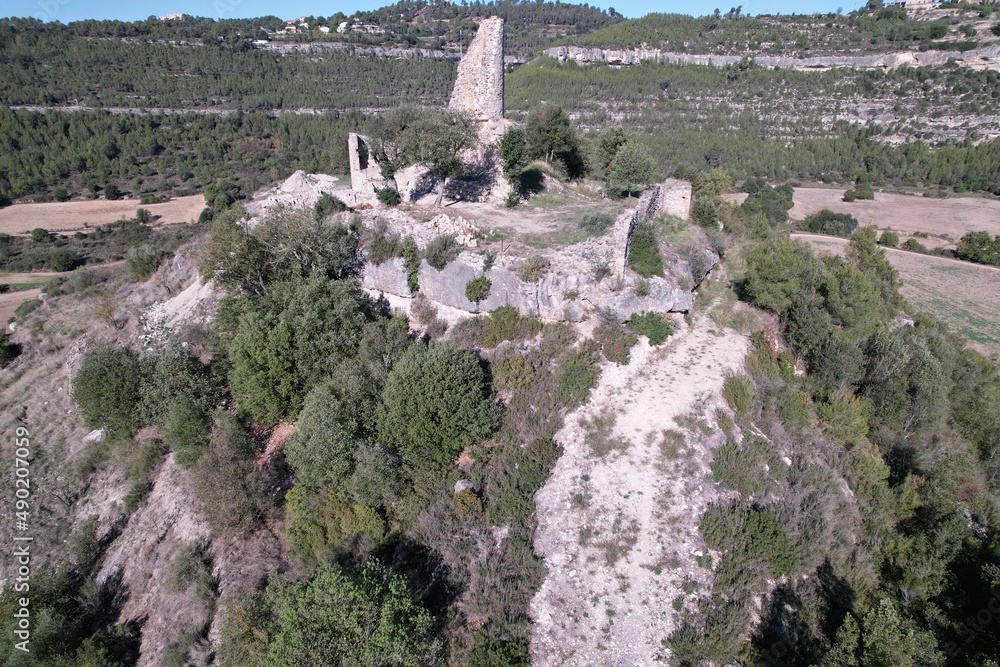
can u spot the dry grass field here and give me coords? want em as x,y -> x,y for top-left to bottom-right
789,187 -> 1000,250
0,195 -> 206,236
0,288 -> 43,327
794,233 -> 1000,356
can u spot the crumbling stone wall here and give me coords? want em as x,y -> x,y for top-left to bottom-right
612,184 -> 663,275
348,132 -> 382,192
448,16 -> 504,120
659,178 -> 692,220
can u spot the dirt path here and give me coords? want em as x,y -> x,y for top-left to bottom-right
0,195 -> 206,235
530,313 -> 748,666
792,233 -> 1000,272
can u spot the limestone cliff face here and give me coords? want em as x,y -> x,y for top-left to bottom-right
543,44 -> 1000,72
449,16 -> 505,119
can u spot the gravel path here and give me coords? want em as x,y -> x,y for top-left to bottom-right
530,312 -> 748,666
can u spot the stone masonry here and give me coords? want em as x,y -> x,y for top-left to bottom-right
448,16 -> 504,120
658,178 -> 692,220
348,132 -> 382,192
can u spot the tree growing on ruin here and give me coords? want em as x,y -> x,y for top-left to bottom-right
608,141 -> 656,204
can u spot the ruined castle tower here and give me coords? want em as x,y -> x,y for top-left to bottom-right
448,16 -> 504,120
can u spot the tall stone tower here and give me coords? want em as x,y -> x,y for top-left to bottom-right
448,16 -> 504,120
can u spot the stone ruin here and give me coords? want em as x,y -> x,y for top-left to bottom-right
660,178 -> 692,220
346,17 -> 508,206
242,170 -> 707,323
448,16 -> 504,120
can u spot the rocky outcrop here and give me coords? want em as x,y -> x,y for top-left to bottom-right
449,16 -> 505,119
361,251 -> 696,322
543,44 -> 1000,72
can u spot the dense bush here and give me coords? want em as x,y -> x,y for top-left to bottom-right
464,276 -> 492,309
314,192 -> 349,220
375,186 -> 400,207
378,343 -> 498,467
800,208 -> 859,237
627,311 -> 673,345
878,230 -> 899,247
73,346 -> 145,435
227,275 -> 374,422
594,311 -> 639,365
193,411 -> 272,534
516,254 -> 551,282
162,400 -> 211,469
263,562 -> 440,665
956,230 -> 1000,266
423,234 -> 460,270
627,222 -> 664,277
284,384 -> 360,490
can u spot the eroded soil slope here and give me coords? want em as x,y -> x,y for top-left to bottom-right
530,312 -> 748,666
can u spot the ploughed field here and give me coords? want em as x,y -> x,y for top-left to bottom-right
0,195 -> 206,236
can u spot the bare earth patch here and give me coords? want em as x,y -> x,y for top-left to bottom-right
530,314 -> 748,666
0,194 -> 206,235
795,233 -> 1000,355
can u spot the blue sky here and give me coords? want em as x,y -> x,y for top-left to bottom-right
7,0 -> 861,24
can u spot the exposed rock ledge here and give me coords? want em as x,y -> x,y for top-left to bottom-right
543,44 -> 1000,71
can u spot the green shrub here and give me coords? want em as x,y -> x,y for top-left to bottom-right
123,481 -> 151,513
476,305 -> 542,347
368,229 -> 401,265
901,238 -> 928,253
163,400 -> 211,469
30,227 -> 49,242
722,373 -> 756,420
135,208 -> 152,224
375,186 -> 400,207
801,208 -> 859,237
595,312 -> 638,365
263,562 -> 440,665
13,299 -> 41,319
517,254 -> 551,282
424,234 -> 460,270
505,191 -> 520,208
315,192 -> 349,219
842,190 -> 857,202
554,342 -> 601,407
73,346 -> 145,435
378,343 -> 498,467
627,223 -> 664,277
104,184 -> 121,200
579,211 -> 616,236
878,230 -> 900,247
125,245 -> 170,281
284,384 -> 360,490
402,235 -> 420,292
465,276 -> 492,308
48,249 -> 77,272
139,342 -> 218,425
627,311 -> 673,345
692,196 -> 722,228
